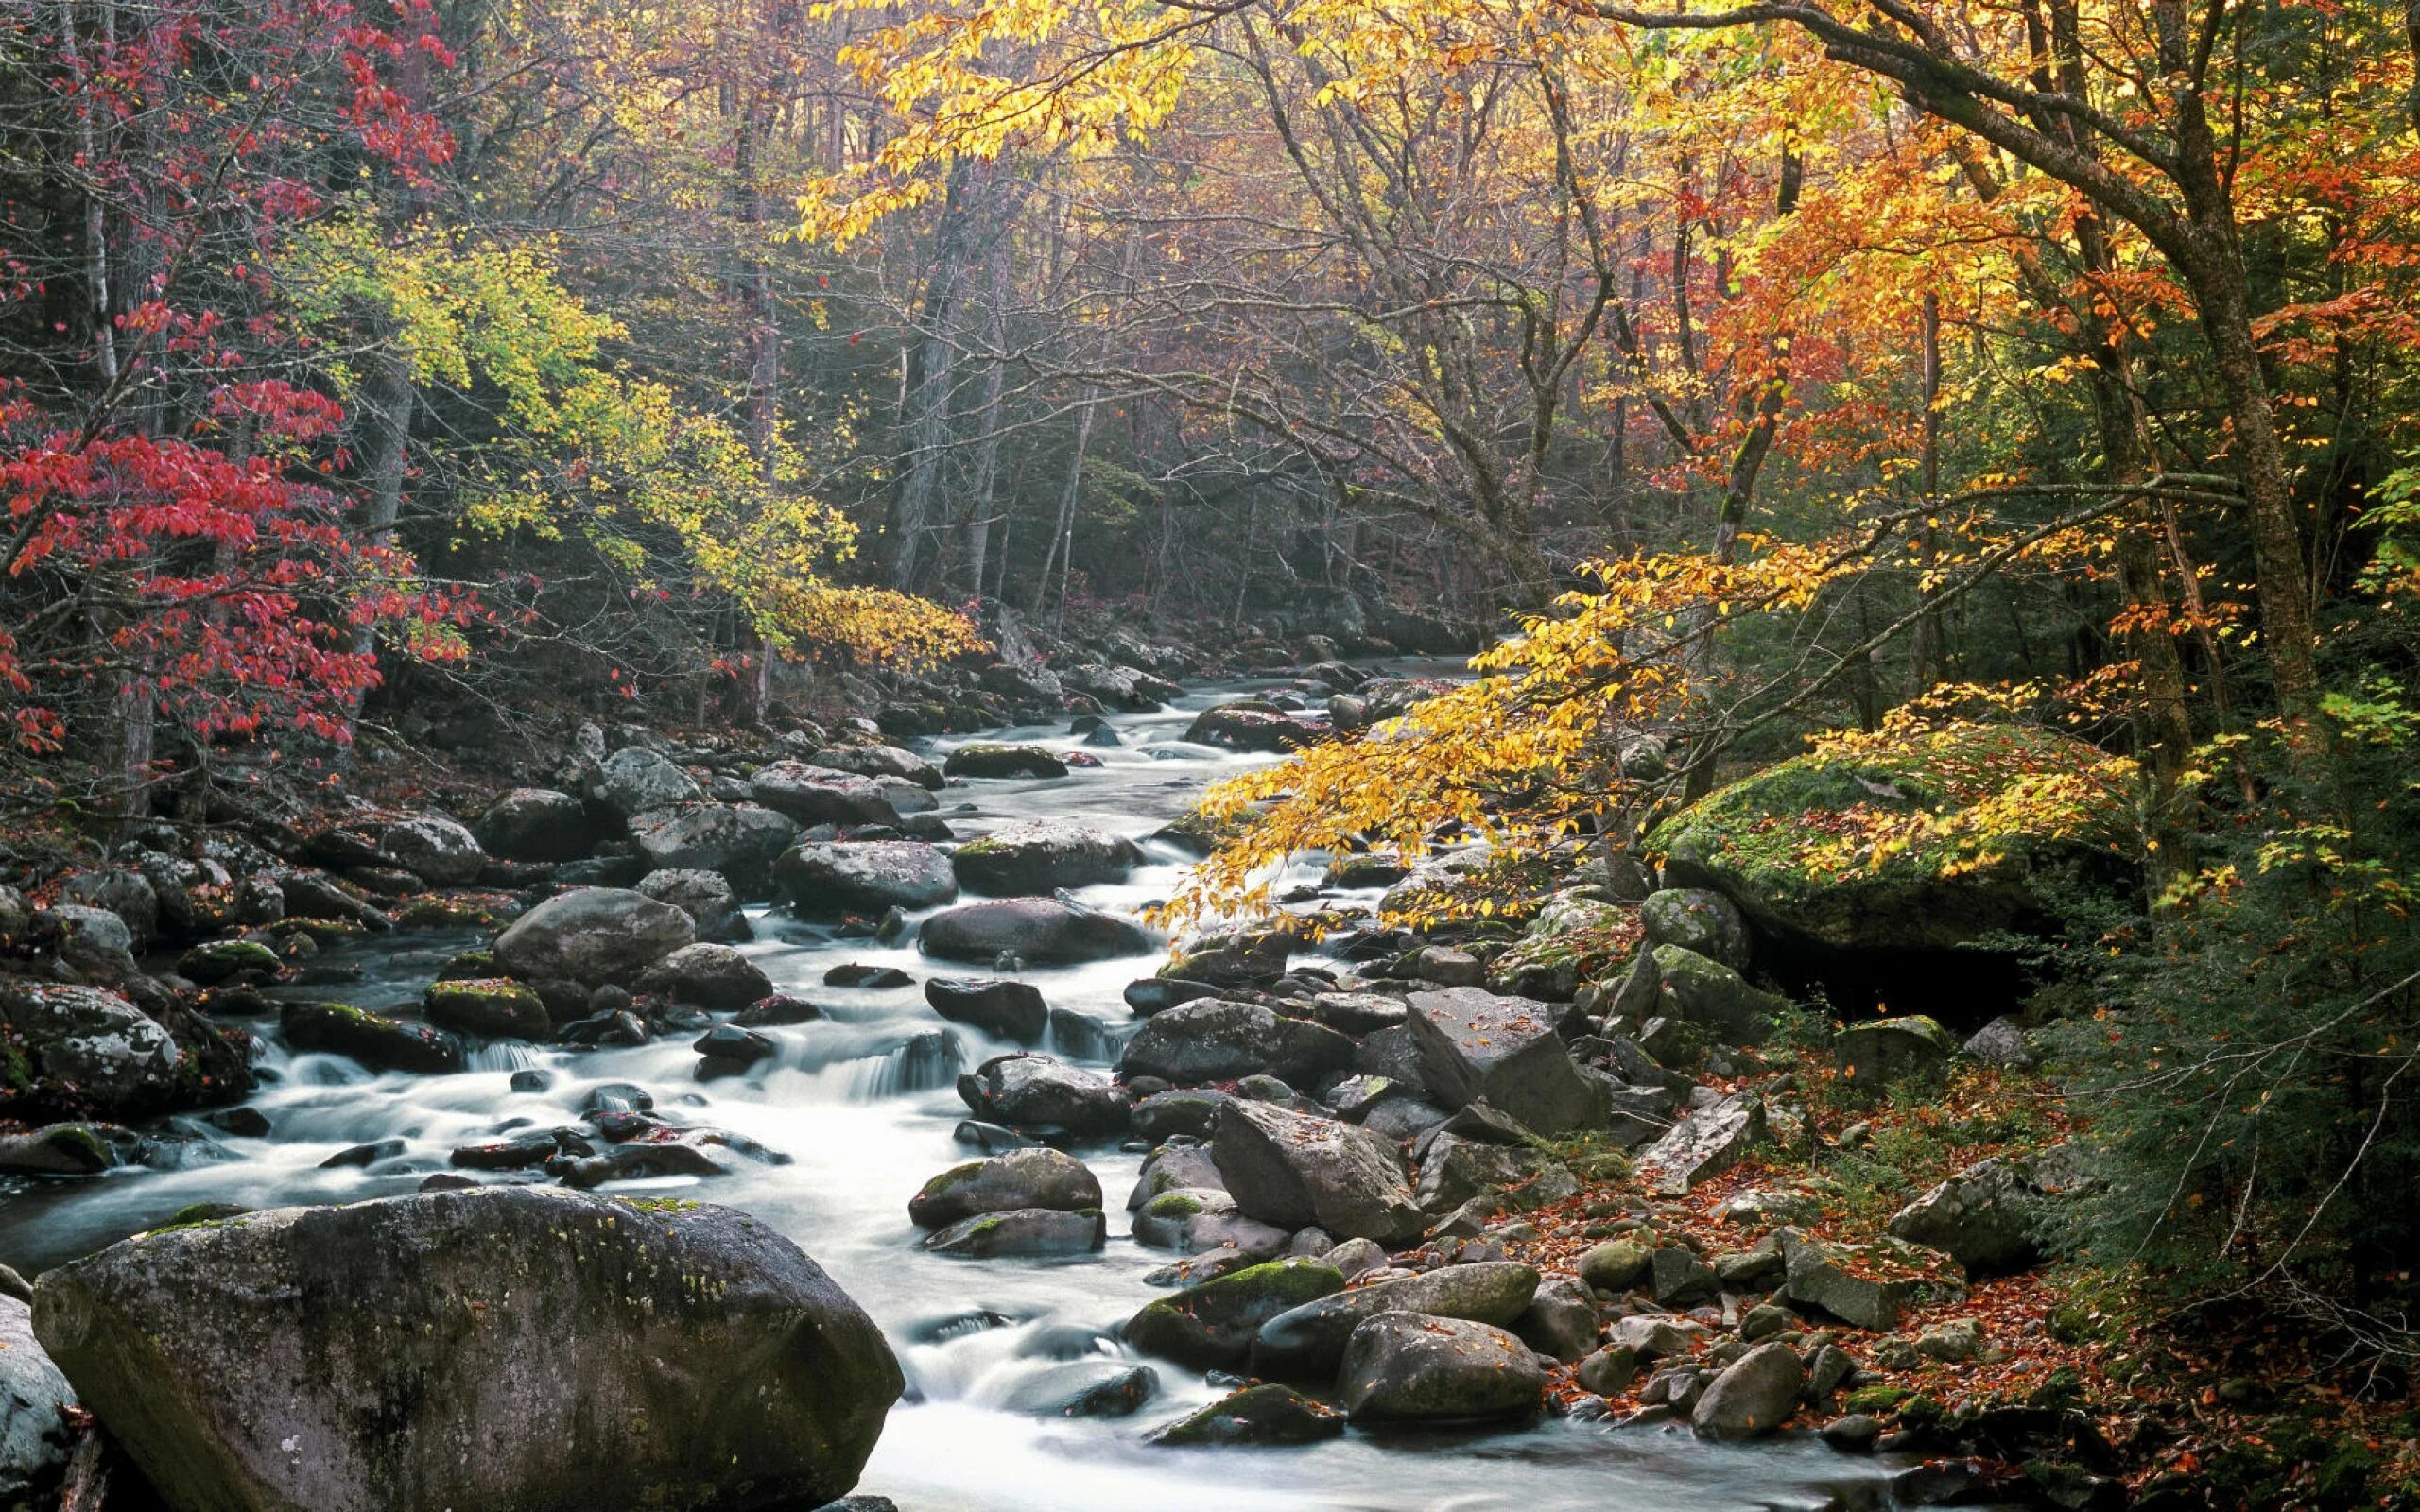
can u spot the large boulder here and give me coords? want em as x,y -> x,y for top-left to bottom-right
1640,888 -> 1753,972
950,820 -> 1143,895
1183,705 -> 1322,753
475,788 -> 596,863
1252,1261 -> 1538,1378
638,943 -> 773,1011
1211,1101 -> 1424,1245
1158,925 -> 1293,988
908,1147 -> 1101,1228
925,978 -> 1048,1042
1834,1015 -> 1959,1089
1118,999 -> 1353,1087
1692,1340 -> 1803,1440
0,981 -> 239,1117
1886,1153 -> 2058,1274
493,888 -> 694,987
1407,987 -> 1601,1135
31,1187 -> 900,1512
1122,1258 -> 1344,1370
1651,945 -> 1790,1045
1647,725 -> 2131,959
626,803 -> 797,892
377,816 -> 488,887
0,1294 -> 72,1503
422,978 -> 549,1040
282,1002 -> 465,1074
748,763 -> 902,829
957,1053 -> 1128,1136
595,746 -> 701,818
778,842 -> 958,917
809,745 -> 944,790
1634,1091 -> 1767,1196
637,868 -> 750,943
1337,1313 -> 1545,1423
942,744 -> 1067,781
40,905 -> 140,984
1779,1229 -> 1964,1332
919,899 -> 1155,966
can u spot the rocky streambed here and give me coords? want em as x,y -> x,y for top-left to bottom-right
0,668 -> 1987,1512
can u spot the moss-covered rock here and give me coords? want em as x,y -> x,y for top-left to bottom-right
281,1001 -> 464,1074
1647,725 -> 2131,956
422,977 -> 550,1040
30,1186 -> 901,1512
1144,1383 -> 1344,1447
1122,1258 -> 1346,1370
176,939 -> 281,986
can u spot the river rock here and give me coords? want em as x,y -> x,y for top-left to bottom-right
910,1147 -> 1101,1228
493,887 -> 694,987
920,898 -> 1155,966
376,816 -> 487,887
810,744 -> 944,790
1006,1361 -> 1157,1419
1212,1101 -> 1423,1244
1122,1258 -> 1345,1370
422,977 -> 550,1040
30,1186 -> 900,1512
0,1294 -> 72,1502
638,943 -> 773,1011
57,868 -> 157,948
957,1052 -> 1129,1135
1337,1313 -> 1545,1423
1779,1230 -> 1964,1332
1145,1383 -> 1343,1447
1517,1277 -> 1600,1361
282,1002 -> 465,1074
1640,888 -> 1753,971
625,803 -> 796,891
176,938 -> 279,986
1183,704 -> 1321,753
925,977 -> 1048,1042
475,788 -> 595,862
0,1123 -> 124,1177
1119,999 -> 1353,1087
1160,925 -> 1292,988
1692,1340 -> 1804,1440
1251,1261 -> 1538,1378
40,904 -> 140,984
0,981 -> 218,1116
1651,944 -> 1790,1045
942,744 -> 1068,780
1407,987 -> 1601,1135
776,841 -> 958,917
749,762 -> 903,829
595,746 -> 701,818
950,819 -> 1143,895
920,1207 -> 1106,1258
637,868 -> 750,943
1634,1091 -> 1766,1195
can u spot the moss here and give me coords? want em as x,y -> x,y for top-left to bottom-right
954,837 -> 1004,858
914,1164 -> 982,1202
1843,1384 -> 1912,1414
614,1197 -> 700,1214
1143,1192 -> 1202,1218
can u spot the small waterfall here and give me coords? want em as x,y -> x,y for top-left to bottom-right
850,1029 -> 965,1099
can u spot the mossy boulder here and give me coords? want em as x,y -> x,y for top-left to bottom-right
1834,1015 -> 1960,1089
30,1186 -> 900,1512
176,939 -> 281,986
942,744 -> 1068,781
1145,1383 -> 1344,1447
281,1001 -> 465,1074
950,819 -> 1142,896
1337,1312 -> 1545,1423
1251,1260 -> 1539,1379
908,1147 -> 1101,1228
1122,1258 -> 1346,1370
1647,725 -> 2131,957
422,978 -> 550,1040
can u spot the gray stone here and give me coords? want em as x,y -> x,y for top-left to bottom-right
925,977 -> 1048,1042
1251,1262 -> 1538,1378
1692,1340 -> 1804,1440
957,1053 -> 1129,1135
749,762 -> 902,829
942,744 -> 1068,780
595,746 -> 700,817
920,1207 -> 1105,1258
475,788 -> 595,863
1337,1313 -> 1545,1423
1144,1383 -> 1342,1447
1212,1101 -> 1424,1245
951,820 -> 1142,895
1834,1015 -> 1960,1089
637,943 -> 773,1011
910,1148 -> 1100,1228
0,1295 -> 72,1502
636,868 -> 750,943
626,803 -> 797,890
493,887 -> 694,987
42,905 -> 140,984
1651,944 -> 1789,1045
1780,1230 -> 1964,1332
1123,1258 -> 1345,1370
1119,999 -> 1353,1087
282,1002 -> 464,1074
1641,888 -> 1753,971
1634,1091 -> 1767,1195
1514,1277 -> 1599,1362
920,899 -> 1155,966
0,982 -> 188,1110
1407,987 -> 1602,1135
30,1187 -> 899,1512
778,841 -> 957,918
377,816 -> 487,886
809,745 -> 944,790
1886,1154 -> 2052,1274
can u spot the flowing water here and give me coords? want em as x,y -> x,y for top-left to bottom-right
0,671 -> 1913,1512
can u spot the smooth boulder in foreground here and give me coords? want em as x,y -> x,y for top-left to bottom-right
31,1186 -> 901,1512
920,897 -> 1156,965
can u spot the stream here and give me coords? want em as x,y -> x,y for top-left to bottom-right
0,671 -> 1910,1512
